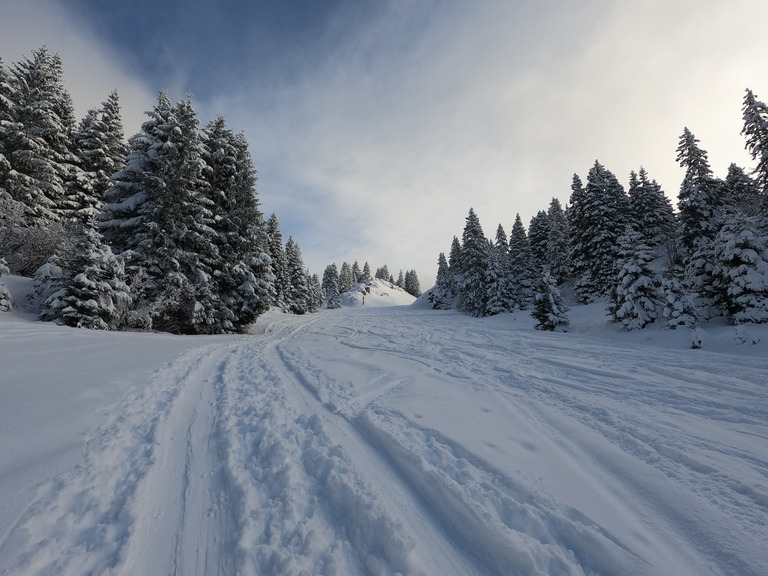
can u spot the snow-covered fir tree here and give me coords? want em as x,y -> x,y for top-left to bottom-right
676,127 -> 727,255
352,261 -> 362,284
484,224 -> 515,315
660,274 -> 698,329
361,261 -> 372,283
741,89 -> 768,195
404,269 -> 421,297
38,222 -> 131,330
2,47 -> 81,224
609,226 -> 662,331
508,213 -> 537,309
266,213 -> 289,307
338,261 -> 354,293
429,252 -> 455,309
307,272 -> 323,313
0,257 -> 11,312
725,163 -> 761,216
711,214 -> 768,324
456,208 -> 489,316
532,268 -> 569,332
202,116 -> 273,330
284,236 -> 310,314
70,91 -> 127,222
322,264 -> 341,309
569,161 -> 628,303
545,197 -> 570,284
627,167 -> 676,249
396,269 -> 405,288
527,210 -> 549,270
375,265 -> 390,281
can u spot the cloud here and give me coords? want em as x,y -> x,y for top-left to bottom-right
0,0 -> 155,138
4,0 -> 768,285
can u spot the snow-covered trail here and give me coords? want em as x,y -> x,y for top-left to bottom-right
1,305 -> 767,575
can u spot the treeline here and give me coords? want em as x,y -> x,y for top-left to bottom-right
429,90 -> 768,331
0,47 -> 320,333
319,261 -> 421,308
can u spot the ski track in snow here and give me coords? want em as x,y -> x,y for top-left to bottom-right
1,307 -> 767,575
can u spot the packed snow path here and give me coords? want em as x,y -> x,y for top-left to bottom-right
1,306 -> 767,575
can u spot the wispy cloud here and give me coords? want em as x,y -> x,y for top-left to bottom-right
3,0 -> 768,284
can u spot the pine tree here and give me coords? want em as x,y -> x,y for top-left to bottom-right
569,163 -> 628,302
3,47 -> 81,224
352,261 -> 361,284
0,257 -> 11,312
361,261 -> 372,283
712,214 -> 768,324
532,268 -> 569,332
430,252 -> 455,309
546,197 -> 570,284
71,91 -> 128,222
628,168 -> 676,249
527,210 -> 550,269
485,224 -> 515,315
307,272 -> 323,312
38,223 -> 131,329
322,263 -> 341,309
396,269 -> 405,289
660,273 -> 697,329
724,163 -> 761,216
676,127 -> 727,255
741,89 -> 768,194
375,264 -> 390,281
508,213 -> 537,309
404,269 -> 421,297
609,226 -> 661,330
266,212 -> 289,307
456,208 -> 489,316
202,117 -> 272,331
339,261 -> 353,293
284,236 -> 310,314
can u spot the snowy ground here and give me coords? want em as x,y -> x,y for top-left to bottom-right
1,277 -> 767,575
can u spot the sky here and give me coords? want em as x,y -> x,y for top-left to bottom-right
2,0 -> 768,283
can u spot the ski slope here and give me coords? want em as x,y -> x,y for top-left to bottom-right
1,279 -> 767,575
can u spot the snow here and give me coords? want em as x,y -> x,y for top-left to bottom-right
1,276 -> 767,575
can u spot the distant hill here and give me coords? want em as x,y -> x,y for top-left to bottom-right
340,278 -> 416,308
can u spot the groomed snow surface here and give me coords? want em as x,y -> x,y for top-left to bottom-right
1,277 -> 767,576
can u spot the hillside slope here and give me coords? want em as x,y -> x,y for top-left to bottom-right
0,278 -> 766,575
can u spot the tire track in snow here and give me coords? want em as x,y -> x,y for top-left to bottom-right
0,341 -> 241,576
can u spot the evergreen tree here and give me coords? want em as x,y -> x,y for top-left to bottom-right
527,210 -> 550,269
627,168 -> 676,248
532,268 -> 569,332
266,212 -> 289,307
676,127 -> 727,255
375,264 -> 390,281
724,163 -> 761,216
569,163 -> 628,302
361,261 -> 372,283
202,117 -> 272,330
339,261 -> 354,293
404,269 -> 421,297
711,214 -> 768,324
456,208 -> 489,316
609,227 -> 661,330
546,197 -> 570,283
71,90 -> 127,221
39,223 -> 131,329
322,263 -> 341,309
352,261 -> 361,284
0,257 -> 11,312
284,236 -> 310,314
508,213 -> 537,309
396,269 -> 405,288
102,93 -> 221,333
3,47 -> 81,224
485,224 -> 515,315
660,273 -> 698,329
430,252 -> 454,309
307,272 -> 323,312
741,89 -> 768,194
